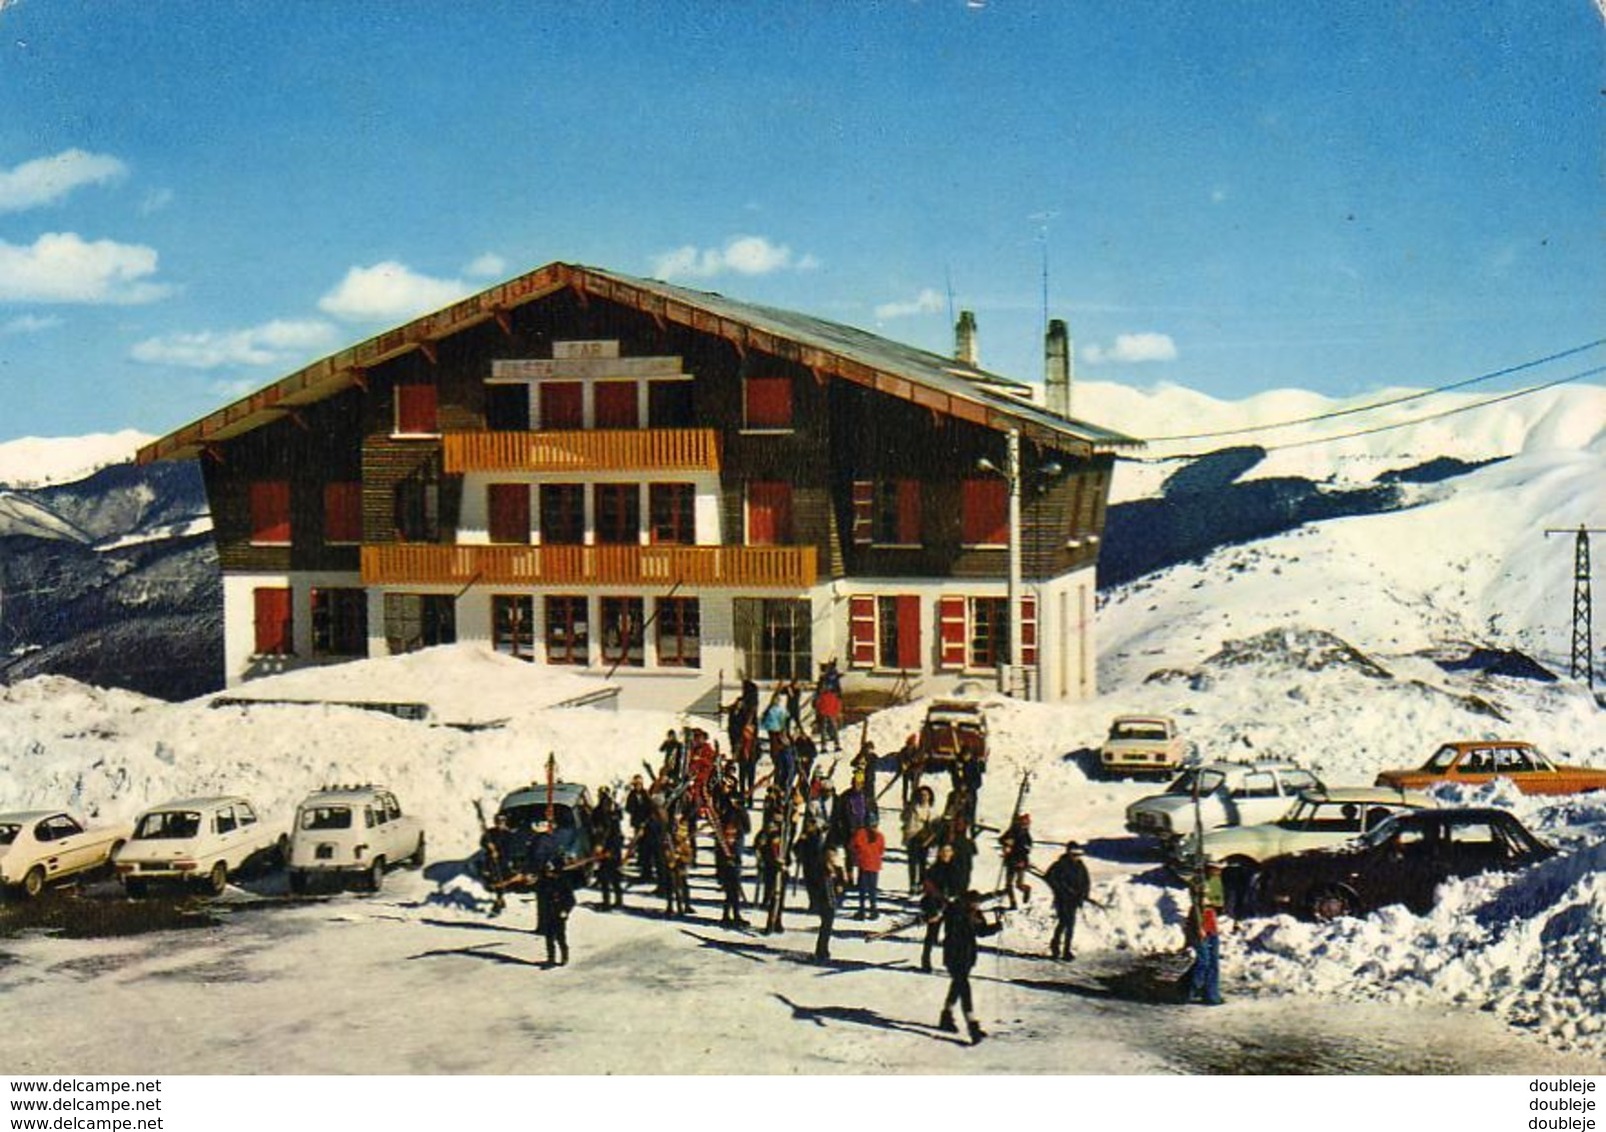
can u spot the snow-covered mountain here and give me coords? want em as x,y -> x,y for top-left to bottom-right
0,430 -> 151,488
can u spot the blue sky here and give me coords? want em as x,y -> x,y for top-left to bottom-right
0,0 -> 1600,439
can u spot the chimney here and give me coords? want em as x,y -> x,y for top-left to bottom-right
1045,318 -> 1073,417
955,309 -> 979,366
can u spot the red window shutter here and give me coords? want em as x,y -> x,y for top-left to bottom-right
254,588 -> 292,655
396,384 -> 438,434
850,481 -> 873,547
1021,594 -> 1038,666
594,381 -> 638,429
487,483 -> 531,544
896,480 -> 922,544
250,481 -> 291,544
937,596 -> 967,669
323,482 -> 362,544
541,382 -> 583,429
745,376 -> 793,428
747,482 -> 793,545
961,478 -> 1008,545
895,595 -> 922,671
848,596 -> 877,668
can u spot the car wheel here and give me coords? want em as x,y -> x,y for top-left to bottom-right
288,869 -> 309,896
408,834 -> 426,869
22,865 -> 47,900
1309,885 -> 1357,923
206,860 -> 229,896
123,879 -> 148,900
364,857 -> 385,894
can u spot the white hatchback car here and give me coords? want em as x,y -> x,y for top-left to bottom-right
115,796 -> 287,897
0,811 -> 132,898
1124,760 -> 1325,851
287,785 -> 425,894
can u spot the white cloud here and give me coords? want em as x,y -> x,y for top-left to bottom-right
0,149 -> 128,213
317,261 -> 472,322
463,252 -> 506,278
0,232 -> 170,304
1082,332 -> 1179,365
875,288 -> 945,320
130,319 -> 338,370
1,314 -> 64,335
650,235 -> 817,280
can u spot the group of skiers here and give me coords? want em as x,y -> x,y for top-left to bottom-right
476,668 -> 1104,1039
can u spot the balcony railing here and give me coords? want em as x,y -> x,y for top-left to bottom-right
442,428 -> 720,474
361,543 -> 816,590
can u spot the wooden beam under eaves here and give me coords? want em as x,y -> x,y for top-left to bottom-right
493,310 -> 514,338
349,367 -> 369,391
417,340 -> 439,366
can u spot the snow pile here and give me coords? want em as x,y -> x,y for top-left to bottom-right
0,431 -> 151,488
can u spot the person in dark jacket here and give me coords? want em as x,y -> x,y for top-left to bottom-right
937,889 -> 1001,1043
592,793 -> 626,911
1043,841 -> 1091,960
919,841 -> 966,972
480,812 -> 515,916
534,858 -> 576,967
624,774 -> 656,885
999,812 -> 1034,909
714,817 -> 749,928
796,816 -> 840,961
755,819 -> 789,934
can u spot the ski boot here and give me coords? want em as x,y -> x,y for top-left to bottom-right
967,1018 -> 986,1044
938,1009 -> 957,1033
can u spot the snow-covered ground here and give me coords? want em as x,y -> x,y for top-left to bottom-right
1,381 -> 1602,1075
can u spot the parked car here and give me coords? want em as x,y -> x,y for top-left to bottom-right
1375,740 -> 1606,797
476,782 -> 595,890
1177,787 -> 1435,883
0,810 -> 132,898
287,785 -> 426,894
114,796 -> 287,897
917,700 -> 988,769
1100,715 -> 1188,779
1124,759 -> 1325,852
1251,807 -> 1554,921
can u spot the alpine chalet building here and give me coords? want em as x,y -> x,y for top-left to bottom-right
137,263 -> 1137,709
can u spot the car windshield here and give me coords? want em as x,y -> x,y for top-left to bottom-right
299,806 -> 353,831
1280,799 -> 1369,833
134,811 -> 202,840
1167,769 -> 1225,796
1422,745 -> 1459,771
1113,722 -> 1169,741
0,823 -> 19,846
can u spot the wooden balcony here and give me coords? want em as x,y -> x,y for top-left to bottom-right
361,542 -> 816,590
442,428 -> 720,474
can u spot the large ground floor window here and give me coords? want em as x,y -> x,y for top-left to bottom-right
600,596 -> 645,668
656,596 -> 701,668
312,587 -> 367,657
384,593 -> 456,655
545,595 -> 589,665
492,594 -> 537,660
733,597 -> 812,681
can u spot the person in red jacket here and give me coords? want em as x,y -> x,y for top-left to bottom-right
848,813 -> 887,920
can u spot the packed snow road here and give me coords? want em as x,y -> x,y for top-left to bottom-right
1,865 -> 1597,1076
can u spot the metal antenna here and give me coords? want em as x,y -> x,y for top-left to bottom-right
1544,525 -> 1604,688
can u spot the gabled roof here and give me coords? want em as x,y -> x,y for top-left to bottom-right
136,262 -> 1140,464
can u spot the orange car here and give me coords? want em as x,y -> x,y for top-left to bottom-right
1375,741 -> 1606,796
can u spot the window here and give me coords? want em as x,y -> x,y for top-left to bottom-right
848,594 -> 922,670
323,482 -> 362,545
936,594 -> 1037,670
968,596 -> 1008,669
961,478 -> 1009,546
746,481 -> 793,545
649,483 -> 695,544
744,375 -> 793,429
594,381 -> 639,429
539,382 -> 584,429
545,595 -> 589,665
487,483 -> 532,544
492,595 -> 536,660
873,480 -> 922,545
253,587 -> 293,655
215,806 -> 237,835
648,380 -> 695,427
250,481 -> 291,545
600,596 -> 644,668
595,483 -> 641,545
733,598 -> 812,681
485,384 -> 530,430
384,593 -> 456,654
395,383 -> 438,435
539,483 -> 585,545
656,597 -> 701,668
394,473 -> 440,542
311,588 -> 367,656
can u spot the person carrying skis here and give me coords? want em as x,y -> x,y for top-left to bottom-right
756,818 -> 789,934
901,784 -> 938,895
999,812 -> 1034,909
812,660 -> 844,753
662,813 -> 694,919
796,815 -> 841,961
714,816 -> 749,928
919,841 -> 966,972
534,857 -> 576,967
937,889 -> 1001,1043
591,789 -> 626,911
1043,841 -> 1091,960
848,812 -> 886,920
480,811 -> 515,916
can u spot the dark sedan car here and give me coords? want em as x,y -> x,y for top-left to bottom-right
1251,807 -> 1553,921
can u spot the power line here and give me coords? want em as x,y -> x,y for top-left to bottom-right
1120,364 -> 1605,462
1136,338 -> 1605,443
